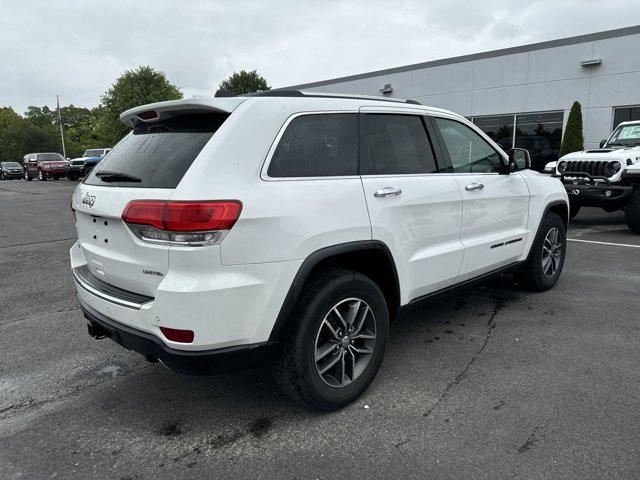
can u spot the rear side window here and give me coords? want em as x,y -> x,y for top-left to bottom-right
267,114 -> 358,177
364,114 -> 437,175
85,113 -> 228,188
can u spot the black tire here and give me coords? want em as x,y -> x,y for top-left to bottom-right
569,200 -> 581,220
271,268 -> 389,411
37,169 -> 45,181
24,170 -> 32,181
516,212 -> 567,291
0,172 -> 4,180
625,188 -> 640,234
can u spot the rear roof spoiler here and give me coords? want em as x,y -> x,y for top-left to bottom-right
119,97 -> 247,126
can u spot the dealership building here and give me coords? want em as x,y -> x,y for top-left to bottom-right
285,25 -> 640,170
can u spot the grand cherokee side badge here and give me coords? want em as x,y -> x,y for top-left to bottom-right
143,269 -> 164,277
81,192 -> 96,207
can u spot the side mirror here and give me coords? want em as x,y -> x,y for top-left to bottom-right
599,139 -> 607,148
503,148 -> 531,173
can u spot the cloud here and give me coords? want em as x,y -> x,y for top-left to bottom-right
0,0 -> 636,113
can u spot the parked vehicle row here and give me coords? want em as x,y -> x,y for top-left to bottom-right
71,91 -> 569,411
0,148 -> 111,181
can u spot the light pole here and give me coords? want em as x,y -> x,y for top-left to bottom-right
57,94 -> 67,159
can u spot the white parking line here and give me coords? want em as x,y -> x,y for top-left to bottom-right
568,238 -> 640,248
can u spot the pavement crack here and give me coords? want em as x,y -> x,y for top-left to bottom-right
423,299 -> 504,419
0,237 -> 76,249
517,425 -> 541,454
1,306 -> 80,327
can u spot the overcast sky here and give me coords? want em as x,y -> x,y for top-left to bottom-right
1,0 -> 638,114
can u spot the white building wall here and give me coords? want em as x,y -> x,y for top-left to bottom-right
295,28 -> 640,150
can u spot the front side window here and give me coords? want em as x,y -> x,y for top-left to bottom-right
363,114 -> 437,175
434,117 -> 502,173
268,113 -> 358,177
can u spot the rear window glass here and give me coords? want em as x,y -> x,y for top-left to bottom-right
267,113 -> 358,177
84,113 -> 228,188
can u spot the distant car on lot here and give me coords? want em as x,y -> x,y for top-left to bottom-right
71,92 -> 568,411
0,161 -> 23,180
67,148 -> 111,180
22,153 -> 68,181
551,120 -> 640,232
80,148 -> 111,176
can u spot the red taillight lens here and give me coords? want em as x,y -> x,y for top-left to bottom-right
163,201 -> 242,231
122,200 -> 242,231
160,326 -> 194,343
122,201 -> 166,229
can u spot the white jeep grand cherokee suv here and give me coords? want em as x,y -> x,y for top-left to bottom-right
70,91 -> 569,411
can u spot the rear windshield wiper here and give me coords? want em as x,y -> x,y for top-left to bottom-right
95,171 -> 142,183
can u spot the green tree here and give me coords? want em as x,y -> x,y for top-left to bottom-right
0,107 -> 24,162
96,66 -> 182,145
60,105 -> 101,158
559,101 -> 584,157
218,70 -> 270,95
20,106 -> 60,155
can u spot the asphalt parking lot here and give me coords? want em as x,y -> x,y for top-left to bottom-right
1,179 -> 639,479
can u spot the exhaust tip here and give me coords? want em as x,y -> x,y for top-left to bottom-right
87,322 -> 110,340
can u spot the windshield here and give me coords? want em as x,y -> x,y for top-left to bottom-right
607,124 -> 640,146
4,162 -> 21,168
84,149 -> 105,157
84,112 -> 229,188
37,153 -> 65,161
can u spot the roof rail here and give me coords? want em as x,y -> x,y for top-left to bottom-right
214,90 -> 238,98
248,89 -> 421,105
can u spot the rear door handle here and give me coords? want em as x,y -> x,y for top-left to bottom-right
373,187 -> 402,197
464,182 -> 485,191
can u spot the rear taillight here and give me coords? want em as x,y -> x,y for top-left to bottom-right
122,200 -> 242,246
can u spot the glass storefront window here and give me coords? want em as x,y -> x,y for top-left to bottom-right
514,112 -> 563,172
613,106 -> 640,129
472,115 -> 514,152
472,111 -> 564,172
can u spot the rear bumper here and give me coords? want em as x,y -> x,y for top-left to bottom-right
80,299 -> 279,375
563,183 -> 633,207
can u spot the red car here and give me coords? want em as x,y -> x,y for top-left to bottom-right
22,153 -> 68,181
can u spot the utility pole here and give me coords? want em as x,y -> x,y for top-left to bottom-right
57,94 -> 67,158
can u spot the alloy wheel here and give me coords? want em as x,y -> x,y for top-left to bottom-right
314,297 -> 376,388
542,227 -> 562,278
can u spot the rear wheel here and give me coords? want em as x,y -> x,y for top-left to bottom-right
37,169 -> 45,181
516,212 -> 566,291
271,268 -> 389,411
24,170 -> 32,181
625,188 -> 640,234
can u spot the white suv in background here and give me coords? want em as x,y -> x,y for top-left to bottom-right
70,91 -> 569,410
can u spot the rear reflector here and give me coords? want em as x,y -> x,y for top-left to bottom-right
122,200 -> 242,232
160,326 -> 194,343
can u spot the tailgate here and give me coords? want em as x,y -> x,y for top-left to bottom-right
73,184 -> 171,296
